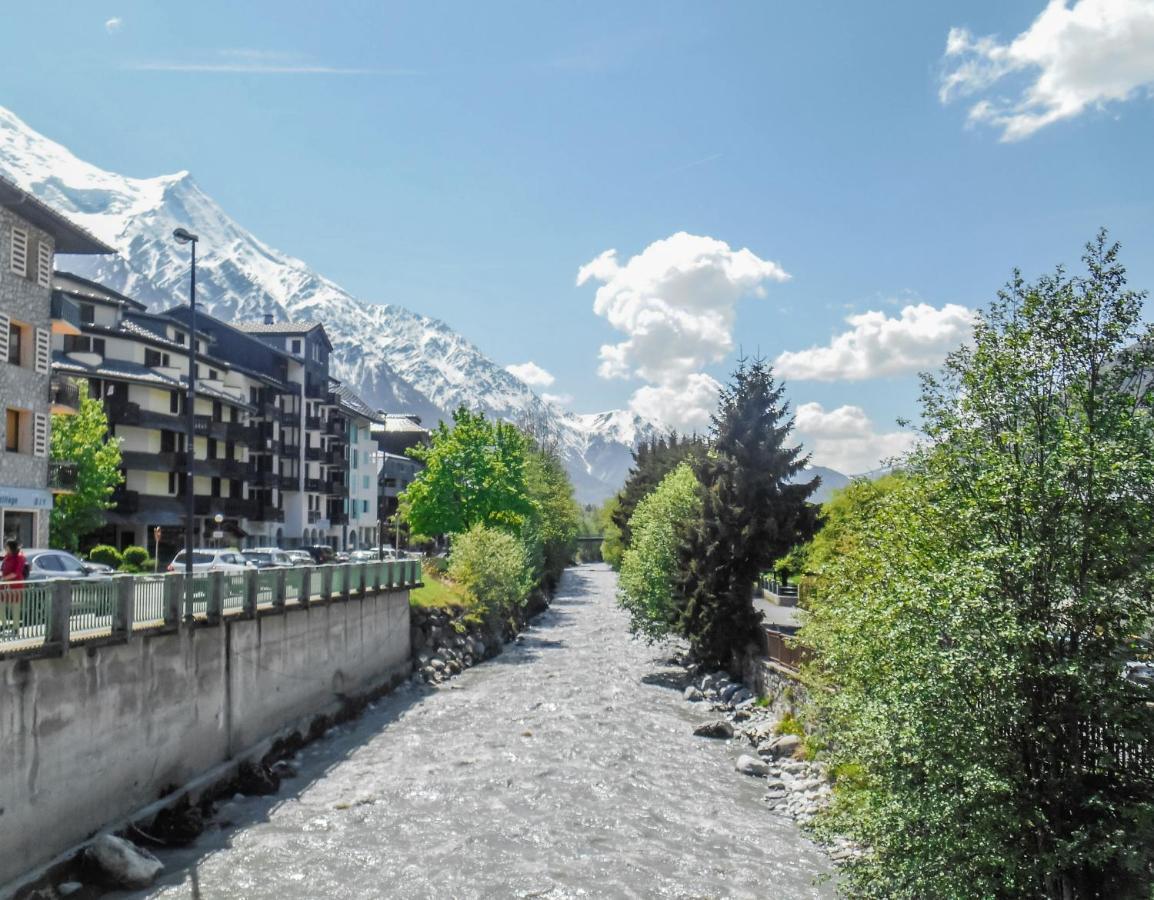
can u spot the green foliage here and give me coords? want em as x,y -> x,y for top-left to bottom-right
676,358 -> 819,668
611,433 -> 705,549
802,232 -> 1154,898
600,497 -> 625,569
87,544 -> 122,568
402,407 -> 534,537
617,463 -> 702,641
523,447 -> 580,592
410,569 -> 474,610
774,712 -> 805,737
447,524 -> 534,619
49,388 -> 122,551
121,545 -> 149,568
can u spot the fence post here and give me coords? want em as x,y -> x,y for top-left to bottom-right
320,566 -> 333,603
372,561 -> 381,593
112,576 -> 134,640
46,580 -> 71,654
298,567 -> 311,607
273,569 -> 286,610
243,569 -> 258,617
164,573 -> 183,629
207,571 -> 223,623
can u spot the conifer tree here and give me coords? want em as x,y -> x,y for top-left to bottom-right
676,358 -> 818,668
611,432 -> 704,548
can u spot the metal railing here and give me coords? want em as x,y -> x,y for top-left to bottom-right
0,559 -> 422,656
48,462 -> 78,493
50,375 -> 81,411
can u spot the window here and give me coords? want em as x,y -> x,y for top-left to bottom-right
144,348 -> 170,368
363,500 -> 369,514
9,227 -> 28,277
211,477 -> 221,498
5,408 -> 20,452
170,391 -> 180,414
79,303 -> 95,325
63,335 -> 106,357
362,475 -> 369,490
175,332 -> 186,346
36,240 -> 51,288
207,438 -> 218,460
291,339 -> 302,355
7,322 -> 21,366
161,431 -> 176,453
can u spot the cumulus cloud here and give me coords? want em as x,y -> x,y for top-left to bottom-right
578,232 -> 789,430
505,361 -> 555,388
775,303 -> 974,382
941,0 -> 1154,140
794,402 -> 918,474
105,16 -> 122,33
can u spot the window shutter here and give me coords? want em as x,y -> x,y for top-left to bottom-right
33,413 -> 48,458
34,327 -> 50,374
36,240 -> 51,288
10,227 -> 28,277
0,313 -> 9,362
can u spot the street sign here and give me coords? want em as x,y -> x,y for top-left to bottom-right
212,530 -> 224,540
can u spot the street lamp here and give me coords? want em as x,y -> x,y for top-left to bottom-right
173,227 -> 199,582
213,513 -> 223,548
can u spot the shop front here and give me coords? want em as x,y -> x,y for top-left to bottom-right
0,486 -> 53,548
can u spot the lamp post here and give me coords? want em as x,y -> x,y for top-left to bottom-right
173,227 -> 199,582
213,513 -> 224,548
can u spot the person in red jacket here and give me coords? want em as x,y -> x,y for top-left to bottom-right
1,538 -> 27,636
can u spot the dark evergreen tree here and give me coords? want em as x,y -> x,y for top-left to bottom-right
676,358 -> 818,669
611,432 -> 705,548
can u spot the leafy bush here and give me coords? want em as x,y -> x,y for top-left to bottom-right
120,545 -> 150,568
774,712 -> 805,737
447,524 -> 533,619
87,544 -> 122,568
617,463 -> 701,641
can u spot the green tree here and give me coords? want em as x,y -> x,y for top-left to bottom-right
803,232 -> 1154,897
447,523 -> 534,619
676,358 -> 818,668
611,432 -> 704,549
600,496 -> 626,569
49,389 -> 122,551
617,462 -> 702,641
403,407 -> 534,537
523,446 -> 581,592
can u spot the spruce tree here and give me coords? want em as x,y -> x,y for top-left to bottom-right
676,358 -> 818,669
611,432 -> 704,548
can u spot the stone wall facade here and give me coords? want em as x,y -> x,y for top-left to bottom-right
0,203 -> 55,548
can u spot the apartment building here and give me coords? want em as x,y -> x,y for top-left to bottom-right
371,413 -> 429,544
0,177 -> 112,548
331,383 -> 381,550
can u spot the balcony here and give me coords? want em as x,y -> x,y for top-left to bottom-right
254,504 -> 285,523
328,511 -> 348,526
50,376 -> 81,414
304,446 -> 323,462
194,495 -> 259,519
305,415 -> 321,431
279,441 -> 300,458
48,462 -> 78,493
249,466 -> 281,487
325,417 -> 347,437
307,509 -> 321,524
304,379 -> 328,401
327,476 -> 348,495
105,399 -> 182,432
278,408 -> 299,427
324,446 -> 345,465
304,477 -> 324,493
50,293 -> 83,336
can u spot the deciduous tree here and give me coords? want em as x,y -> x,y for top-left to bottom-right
49,388 -> 122,551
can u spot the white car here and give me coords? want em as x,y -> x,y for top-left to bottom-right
167,549 -> 252,573
284,550 -> 314,566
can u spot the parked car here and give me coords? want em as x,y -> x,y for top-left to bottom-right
20,549 -> 114,581
167,549 -> 252,573
334,551 -> 350,563
284,550 -> 314,566
305,545 -> 336,564
348,549 -> 378,563
242,549 -> 295,569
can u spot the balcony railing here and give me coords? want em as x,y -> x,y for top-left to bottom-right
48,462 -> 78,493
304,415 -> 321,431
304,446 -> 323,462
49,376 -> 81,414
325,417 -> 347,437
304,477 -> 324,493
50,293 -> 83,334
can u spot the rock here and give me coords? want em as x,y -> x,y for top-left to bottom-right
720,683 -> 742,703
693,720 -> 734,739
768,734 -> 802,759
683,686 -> 705,702
271,760 -> 299,779
151,797 -> 205,846
430,658 -> 447,671
700,671 -> 727,691
85,835 -> 163,889
733,709 -> 753,722
410,626 -> 427,651
237,761 -> 280,796
735,754 -> 770,777
57,883 -> 83,897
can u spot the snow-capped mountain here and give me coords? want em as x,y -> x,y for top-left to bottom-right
0,106 -> 653,503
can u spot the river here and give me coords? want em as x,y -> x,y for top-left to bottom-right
131,564 -> 834,899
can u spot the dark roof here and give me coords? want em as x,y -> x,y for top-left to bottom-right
0,175 -> 115,254
54,271 -> 147,310
235,320 -> 334,352
52,352 -> 253,408
331,380 -> 382,423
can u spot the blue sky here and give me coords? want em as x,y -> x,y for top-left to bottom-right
2,0 -> 1153,472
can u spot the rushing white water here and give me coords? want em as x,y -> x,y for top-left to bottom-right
133,565 -> 834,899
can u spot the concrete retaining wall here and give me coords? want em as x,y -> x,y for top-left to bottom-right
0,588 -> 410,886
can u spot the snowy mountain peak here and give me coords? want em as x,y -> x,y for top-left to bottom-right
0,105 -> 654,502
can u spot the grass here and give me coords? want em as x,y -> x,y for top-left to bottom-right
410,571 -> 474,610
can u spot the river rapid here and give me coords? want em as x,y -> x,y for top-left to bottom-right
132,564 -> 833,899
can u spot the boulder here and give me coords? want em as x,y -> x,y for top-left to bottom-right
151,797 -> 205,846
57,883 -> 83,897
85,835 -> 163,889
768,734 -> 802,759
430,657 -> 447,671
720,683 -> 742,703
735,754 -> 770,777
693,720 -> 734,739
731,688 -> 755,705
683,686 -> 705,702
237,760 -> 280,796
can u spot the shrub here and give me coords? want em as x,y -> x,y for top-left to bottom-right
774,712 -> 805,737
87,544 -> 122,568
447,524 -> 533,619
121,545 -> 150,568
617,463 -> 701,641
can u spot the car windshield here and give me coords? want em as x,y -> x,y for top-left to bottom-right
245,552 -> 271,562
173,552 -> 215,565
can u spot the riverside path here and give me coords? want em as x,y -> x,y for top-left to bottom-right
134,564 -> 833,899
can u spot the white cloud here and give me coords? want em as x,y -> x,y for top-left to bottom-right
775,303 -> 974,382
794,402 -> 918,474
578,232 -> 789,430
941,0 -> 1154,140
505,361 -> 555,387
105,16 -> 122,33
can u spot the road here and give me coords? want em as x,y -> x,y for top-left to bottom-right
133,564 -> 833,899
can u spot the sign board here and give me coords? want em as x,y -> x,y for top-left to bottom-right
0,486 -> 53,510
212,530 -> 225,540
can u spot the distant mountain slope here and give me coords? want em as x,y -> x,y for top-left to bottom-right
0,106 -> 649,503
